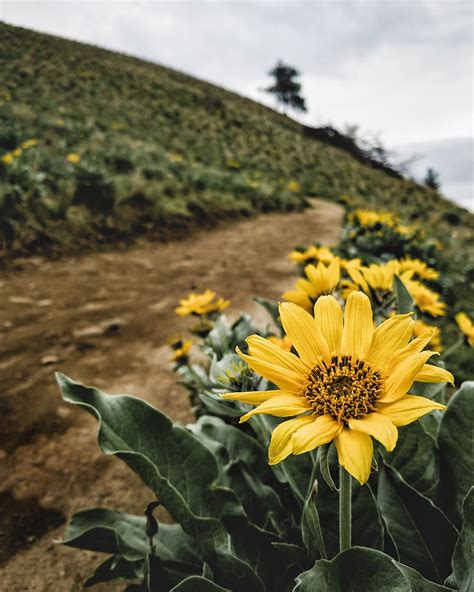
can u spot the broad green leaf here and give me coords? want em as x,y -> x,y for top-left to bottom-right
381,422 -> 440,500
438,382 -> 474,521
170,576 -> 230,591
63,508 -> 200,565
394,275 -> 415,314
377,466 -> 457,583
56,374 -> 264,591
293,547 -> 451,591
445,487 -> 474,590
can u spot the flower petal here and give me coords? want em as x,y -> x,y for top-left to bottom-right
340,291 -> 374,358
385,331 -> 434,372
414,364 -> 454,385
268,415 -> 315,464
377,395 -> 446,427
282,289 -> 312,312
292,414 -> 342,455
246,335 -> 309,375
221,389 -> 289,404
279,302 -> 331,365
335,429 -> 373,485
239,394 -> 310,423
380,350 -> 437,403
366,314 -> 414,371
348,413 -> 398,452
314,295 -> 343,354
237,348 -> 304,393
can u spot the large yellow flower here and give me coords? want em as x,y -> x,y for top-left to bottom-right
455,312 -> 474,347
222,292 -> 452,484
282,260 -> 340,312
405,280 -> 446,317
175,289 -> 230,317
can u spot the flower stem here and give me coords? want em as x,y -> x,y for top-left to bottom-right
442,337 -> 464,360
339,466 -> 352,552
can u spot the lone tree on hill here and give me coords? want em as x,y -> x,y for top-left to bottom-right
424,167 -> 440,190
265,60 -> 307,114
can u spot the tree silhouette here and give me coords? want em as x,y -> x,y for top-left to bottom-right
265,60 -> 307,114
424,167 -> 440,190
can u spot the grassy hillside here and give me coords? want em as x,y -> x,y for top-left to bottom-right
1,22 -> 472,261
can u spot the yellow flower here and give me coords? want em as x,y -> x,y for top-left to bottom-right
169,338 -> 193,362
282,260 -> 340,312
67,153 -> 80,164
2,153 -> 14,164
455,312 -> 474,347
222,292 -> 452,484
287,180 -> 301,192
175,289 -> 230,317
289,246 -> 335,265
168,152 -> 183,163
406,280 -> 446,317
351,209 -> 398,228
12,148 -> 22,157
21,139 -> 39,149
347,261 -> 412,302
413,320 -> 442,352
340,258 -> 362,271
397,257 -> 439,280
267,335 -> 292,351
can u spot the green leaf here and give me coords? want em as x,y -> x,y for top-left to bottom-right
446,487 -> 474,590
84,556 -> 143,588
63,508 -> 200,565
170,576 -> 230,591
382,422 -> 440,500
293,547 -> 452,591
317,444 -> 337,491
438,382 -> 474,521
56,374 -> 264,591
301,481 -> 327,560
394,274 -> 415,314
253,297 -> 281,327
377,466 -> 457,583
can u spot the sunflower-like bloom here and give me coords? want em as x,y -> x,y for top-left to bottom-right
413,319 -> 442,352
222,293 -> 453,484
282,260 -> 340,312
289,245 -> 335,265
455,312 -> 474,347
350,209 -> 398,228
346,261 -> 412,303
175,289 -> 230,317
168,337 -> 193,363
396,257 -> 439,281
405,280 -> 446,317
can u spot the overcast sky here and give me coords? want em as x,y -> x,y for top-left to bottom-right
2,0 -> 473,208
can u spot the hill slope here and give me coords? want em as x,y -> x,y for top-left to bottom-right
0,22 -> 472,261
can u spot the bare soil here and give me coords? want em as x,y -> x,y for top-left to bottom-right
0,199 -> 343,590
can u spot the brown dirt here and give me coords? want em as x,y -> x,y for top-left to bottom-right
0,199 -> 343,590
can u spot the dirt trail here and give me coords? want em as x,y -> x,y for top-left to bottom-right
0,199 -> 343,590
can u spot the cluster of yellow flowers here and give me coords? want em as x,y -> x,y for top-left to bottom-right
1,138 -> 38,165
286,248 -> 445,319
348,208 -> 424,240
175,289 -> 230,317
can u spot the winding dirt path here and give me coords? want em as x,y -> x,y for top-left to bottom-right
0,199 -> 343,590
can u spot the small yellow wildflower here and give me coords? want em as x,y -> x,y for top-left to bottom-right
168,152 -> 183,163
287,180 -> 301,192
267,335 -> 292,351
21,139 -> 39,149
169,338 -> 193,363
67,153 -> 81,164
2,153 -> 14,165
175,289 -> 230,317
455,312 -> 474,347
282,260 -> 340,312
397,258 -> 439,281
413,320 -> 442,353
12,148 -> 22,157
289,246 -> 335,265
406,280 -> 446,317
223,292 -> 452,484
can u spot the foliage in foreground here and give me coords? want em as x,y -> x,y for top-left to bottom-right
57,373 -> 472,591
